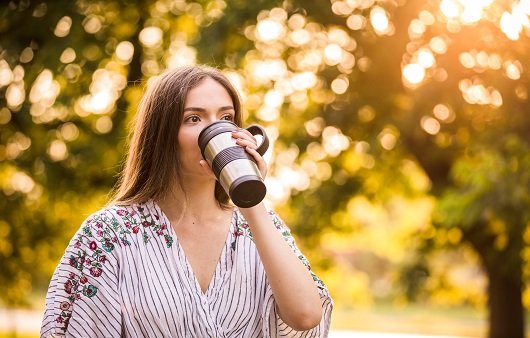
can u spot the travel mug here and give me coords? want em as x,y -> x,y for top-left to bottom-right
198,121 -> 269,208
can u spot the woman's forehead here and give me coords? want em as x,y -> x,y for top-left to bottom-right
185,78 -> 234,105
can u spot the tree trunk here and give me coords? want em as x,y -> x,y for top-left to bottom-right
464,223 -> 525,338
486,265 -> 524,338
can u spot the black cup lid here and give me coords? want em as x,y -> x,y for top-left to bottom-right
229,175 -> 266,208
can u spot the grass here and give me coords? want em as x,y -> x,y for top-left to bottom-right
331,304 -> 486,337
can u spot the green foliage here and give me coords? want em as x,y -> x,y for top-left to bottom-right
0,0 -> 137,306
437,135 -> 530,231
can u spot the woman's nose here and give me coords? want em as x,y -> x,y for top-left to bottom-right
203,113 -> 222,125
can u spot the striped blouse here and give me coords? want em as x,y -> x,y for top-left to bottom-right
41,200 -> 333,337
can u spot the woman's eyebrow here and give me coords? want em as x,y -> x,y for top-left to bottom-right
183,106 -> 234,112
183,107 -> 205,112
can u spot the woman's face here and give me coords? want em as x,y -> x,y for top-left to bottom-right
178,77 -> 236,177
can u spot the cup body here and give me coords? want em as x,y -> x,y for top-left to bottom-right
198,121 -> 269,208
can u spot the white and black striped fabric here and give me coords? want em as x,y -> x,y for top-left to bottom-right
41,200 -> 333,337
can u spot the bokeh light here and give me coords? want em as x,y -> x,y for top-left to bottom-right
29,70 -> 60,108
59,48 -> 76,64
54,16 -> 72,37
421,116 -> 441,135
139,26 -> 164,48
115,41 -> 134,64
256,19 -> 285,42
331,77 -> 349,94
324,43 -> 344,65
433,104 -> 455,123
459,79 -> 503,106
370,6 -> 392,35
77,68 -> 127,116
347,14 -> 366,30
47,140 -> 68,161
403,63 -> 426,86
6,83 -> 25,110
0,60 -> 14,87
83,15 -> 102,34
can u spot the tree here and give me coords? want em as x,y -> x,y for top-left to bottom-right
249,1 -> 529,336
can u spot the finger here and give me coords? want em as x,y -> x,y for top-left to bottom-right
232,130 -> 257,146
235,138 -> 258,149
234,128 -> 254,139
245,146 -> 267,178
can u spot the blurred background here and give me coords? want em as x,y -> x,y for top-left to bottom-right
1,0 -> 530,337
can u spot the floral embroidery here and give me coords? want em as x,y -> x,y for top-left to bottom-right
56,269 -> 98,330
232,209 -> 327,290
164,234 -> 174,247
114,205 -> 172,247
55,202 -> 175,332
233,216 -> 252,238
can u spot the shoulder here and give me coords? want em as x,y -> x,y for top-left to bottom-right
75,202 -> 151,249
69,206 -> 125,258
78,205 -> 128,238
79,201 -> 174,249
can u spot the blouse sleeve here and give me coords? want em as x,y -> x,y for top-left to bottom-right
262,210 -> 333,338
40,210 -> 122,338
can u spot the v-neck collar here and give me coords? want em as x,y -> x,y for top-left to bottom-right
151,200 -> 236,297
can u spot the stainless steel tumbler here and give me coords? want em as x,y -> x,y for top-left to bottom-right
198,121 -> 269,208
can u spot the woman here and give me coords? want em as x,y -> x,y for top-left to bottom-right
41,65 -> 333,337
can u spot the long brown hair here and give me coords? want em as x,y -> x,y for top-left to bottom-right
109,65 -> 243,207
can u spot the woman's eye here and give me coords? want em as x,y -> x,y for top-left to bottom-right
221,115 -> 234,121
185,115 -> 200,123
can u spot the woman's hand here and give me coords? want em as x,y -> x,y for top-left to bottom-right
232,128 -> 268,179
